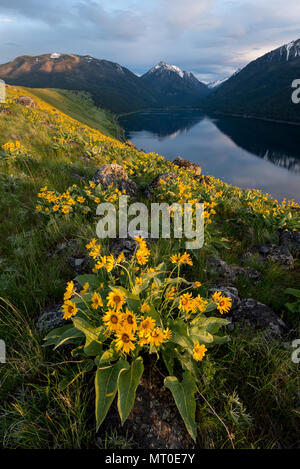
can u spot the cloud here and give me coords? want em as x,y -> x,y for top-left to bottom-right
0,0 -> 300,81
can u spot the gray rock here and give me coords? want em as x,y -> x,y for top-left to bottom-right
144,172 -> 177,198
51,238 -> 78,256
231,298 -> 289,339
278,230 -> 300,255
172,156 -> 202,175
66,257 -> 87,274
36,305 -> 66,334
0,107 -> 13,115
244,244 -> 294,269
92,164 -> 138,197
14,96 -> 38,109
208,257 -> 234,279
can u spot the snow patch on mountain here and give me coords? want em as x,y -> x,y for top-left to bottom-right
207,77 -> 229,88
149,61 -> 185,78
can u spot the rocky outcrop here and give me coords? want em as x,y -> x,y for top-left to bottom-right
36,304 -> 65,334
208,257 -> 262,283
230,298 -> 289,339
173,156 -> 201,175
144,172 -> 177,198
278,230 -> 300,255
14,96 -> 38,109
0,107 -> 13,115
92,164 -> 138,197
244,244 -> 294,269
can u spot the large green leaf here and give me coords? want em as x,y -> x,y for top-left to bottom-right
74,274 -> 99,290
95,360 -> 129,431
43,324 -> 84,349
164,372 -> 197,442
73,317 -> 104,342
117,357 -> 144,425
169,319 -> 194,349
285,288 -> 300,299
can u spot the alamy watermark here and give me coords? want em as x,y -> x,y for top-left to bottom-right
0,79 -> 6,104
0,340 -> 6,363
291,79 -> 300,104
95,195 -> 204,250
291,339 -> 300,364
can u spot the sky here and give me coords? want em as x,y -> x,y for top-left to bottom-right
0,0 -> 300,82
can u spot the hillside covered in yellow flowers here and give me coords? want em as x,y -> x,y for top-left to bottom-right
0,85 -> 299,449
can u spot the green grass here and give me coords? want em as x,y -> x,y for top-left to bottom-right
28,88 -> 118,138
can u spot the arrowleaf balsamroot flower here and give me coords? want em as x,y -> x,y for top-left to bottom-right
179,292 -> 194,314
91,292 -> 103,309
103,310 -> 123,332
62,300 -> 78,320
115,330 -> 136,354
107,289 -> 126,311
122,309 -> 138,333
212,292 -> 232,314
193,341 -> 207,361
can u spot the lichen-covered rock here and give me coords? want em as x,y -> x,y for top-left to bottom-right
208,257 -> 262,284
66,256 -> 87,274
244,244 -> 294,269
0,107 -> 13,115
36,304 -> 66,334
92,164 -> 138,197
278,230 -> 300,255
230,298 -> 289,339
173,156 -> 201,175
14,96 -> 38,109
208,257 -> 234,279
144,172 -> 177,198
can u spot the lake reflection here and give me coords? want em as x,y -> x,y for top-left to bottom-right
119,110 -> 300,202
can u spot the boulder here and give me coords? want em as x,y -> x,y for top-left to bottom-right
278,230 -> 300,255
92,164 -> 138,197
14,96 -> 38,109
144,172 -> 177,198
66,256 -> 87,274
36,304 -> 65,334
0,107 -> 13,116
230,298 -> 289,339
208,257 -> 262,283
172,156 -> 201,175
244,244 -> 294,269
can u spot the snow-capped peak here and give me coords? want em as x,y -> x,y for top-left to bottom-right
150,61 -> 185,78
50,53 -> 61,59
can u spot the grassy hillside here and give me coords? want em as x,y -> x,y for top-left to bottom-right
22,87 -> 118,138
0,85 -> 299,449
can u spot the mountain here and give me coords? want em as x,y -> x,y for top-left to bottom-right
0,53 -> 157,113
205,39 -> 300,122
141,61 -> 209,107
207,77 -> 229,89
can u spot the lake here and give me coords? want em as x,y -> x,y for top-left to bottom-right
119,110 -> 300,202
